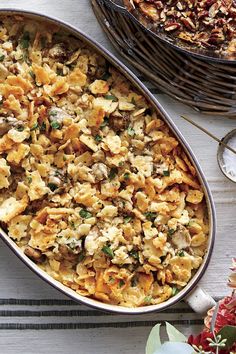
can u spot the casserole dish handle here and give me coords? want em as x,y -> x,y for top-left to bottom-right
184,286 -> 216,314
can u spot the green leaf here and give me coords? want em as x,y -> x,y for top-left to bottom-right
109,167 -> 118,180
50,121 -> 61,129
0,54 -> 5,62
172,286 -> 179,296
127,126 -> 135,136
40,122 -> 46,131
104,94 -> 118,102
27,176 -> 32,184
123,172 -> 130,180
168,228 -> 175,236
102,245 -> 114,258
78,251 -> 85,263
144,212 -> 157,222
131,276 -> 138,287
153,342 -> 197,354
49,110 -> 58,117
129,249 -> 139,260
163,170 -> 170,176
56,68 -> 64,76
144,295 -> 152,303
94,134 -> 102,142
124,215 -> 132,224
217,325 -> 236,349
145,324 -> 162,354
100,117 -> 109,128
166,322 -> 187,342
178,251 -> 185,257
119,280 -> 125,288
20,31 -> 30,49
79,209 -> 92,219
48,183 -> 58,192
29,70 -> 35,80
16,125 -> 24,132
30,123 -> 38,131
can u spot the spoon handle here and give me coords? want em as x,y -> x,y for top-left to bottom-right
181,115 -> 236,155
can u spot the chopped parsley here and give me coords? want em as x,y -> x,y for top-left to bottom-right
119,280 -> 125,288
123,172 -> 130,180
172,286 -> 179,297
78,251 -> 85,263
127,126 -> 135,136
20,31 -> 30,49
109,276 -> 115,284
0,54 -> 5,62
47,183 -> 58,192
16,125 -> 24,132
124,215 -> 132,224
109,167 -> 118,180
94,134 -> 102,142
29,70 -> 35,80
79,209 -> 92,219
102,245 -> 114,258
163,170 -> 170,176
30,123 -> 38,131
27,176 -> 32,184
129,250 -> 139,260
104,94 -> 118,102
50,121 -> 61,129
49,110 -> 58,117
40,122 -> 46,131
144,295 -> 152,303
144,212 -> 157,222
100,117 -> 109,128
131,276 -> 138,287
56,68 -> 64,76
178,251 -> 185,257
168,228 -> 175,236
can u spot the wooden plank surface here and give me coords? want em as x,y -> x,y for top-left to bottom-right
0,1 -> 235,353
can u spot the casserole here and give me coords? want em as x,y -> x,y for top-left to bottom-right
0,9 -> 216,314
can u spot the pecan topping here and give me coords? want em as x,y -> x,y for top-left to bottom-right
129,0 -> 236,58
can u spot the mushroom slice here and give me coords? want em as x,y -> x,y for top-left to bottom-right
0,116 -> 19,136
171,224 -> 191,250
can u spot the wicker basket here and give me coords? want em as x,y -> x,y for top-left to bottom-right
92,0 -> 236,117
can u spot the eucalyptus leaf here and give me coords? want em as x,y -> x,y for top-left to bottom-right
210,301 -> 220,333
153,342 -> 197,354
166,322 -> 187,342
217,325 -> 236,349
146,324 -> 162,354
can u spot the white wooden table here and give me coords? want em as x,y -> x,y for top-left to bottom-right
0,1 -> 235,353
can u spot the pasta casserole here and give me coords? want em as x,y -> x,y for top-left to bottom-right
0,15 -> 209,307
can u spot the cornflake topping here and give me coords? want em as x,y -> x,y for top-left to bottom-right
0,15 -> 209,308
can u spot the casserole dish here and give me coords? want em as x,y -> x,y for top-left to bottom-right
0,9 -> 216,314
